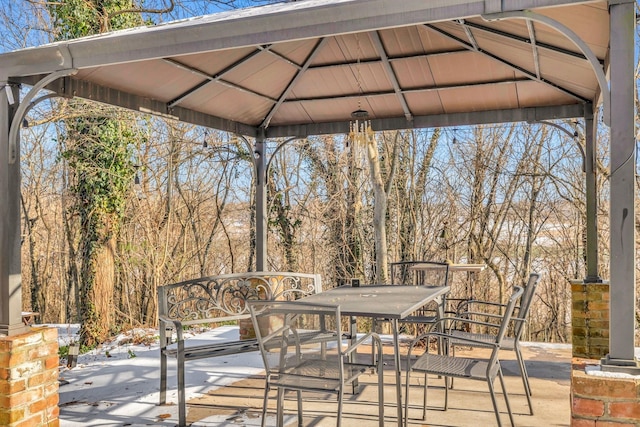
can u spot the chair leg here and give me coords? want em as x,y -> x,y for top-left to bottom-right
487,379 -> 503,427
336,389 -> 344,427
296,390 -> 303,426
422,372 -> 428,418
404,369 -> 411,427
442,373 -> 448,412
377,361 -> 385,427
177,356 -> 186,427
159,353 -> 167,405
515,345 -> 534,415
261,385 -> 270,427
277,388 -> 285,427
498,367 -> 516,427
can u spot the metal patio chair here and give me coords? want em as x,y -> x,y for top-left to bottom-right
249,301 -> 385,427
448,272 -> 541,415
389,261 -> 452,335
404,285 -> 524,427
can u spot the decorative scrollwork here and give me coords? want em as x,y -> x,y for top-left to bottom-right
163,272 -> 321,322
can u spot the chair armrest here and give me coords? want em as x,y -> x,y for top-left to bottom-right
416,315 -> 506,336
454,311 -> 527,329
406,328 -> 500,359
158,315 -> 185,344
456,299 -> 508,314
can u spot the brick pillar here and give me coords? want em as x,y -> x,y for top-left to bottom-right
572,358 -> 640,426
0,327 -> 60,427
571,281 -> 609,359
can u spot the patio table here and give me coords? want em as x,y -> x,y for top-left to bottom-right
299,284 -> 450,426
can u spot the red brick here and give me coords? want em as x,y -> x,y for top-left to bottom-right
44,355 -> 59,370
28,342 -> 58,360
0,388 -> 43,408
587,301 -> 609,311
5,350 -> 28,368
571,419 -> 596,427
43,381 -> 59,397
0,379 -> 26,395
573,376 -> 637,399
46,404 -> 59,419
0,407 -> 25,425
40,328 -> 58,343
596,421 -> 636,427
2,331 -> 43,349
44,392 -> 59,408
609,401 -> 640,419
28,398 -> 47,414
573,397 -> 605,417
27,368 -> 59,389
13,412 -> 43,427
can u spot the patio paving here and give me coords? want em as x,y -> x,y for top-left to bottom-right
187,342 -> 571,427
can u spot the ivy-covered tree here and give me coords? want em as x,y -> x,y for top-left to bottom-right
47,1 -> 151,347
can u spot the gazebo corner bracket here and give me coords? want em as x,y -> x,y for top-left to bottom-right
481,10 -> 611,127
8,68 -> 77,164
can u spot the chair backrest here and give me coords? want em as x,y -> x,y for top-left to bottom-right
248,301 -> 343,377
512,273 -> 541,338
390,260 -> 450,287
487,285 -> 524,372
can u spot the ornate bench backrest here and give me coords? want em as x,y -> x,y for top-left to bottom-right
158,272 -> 322,326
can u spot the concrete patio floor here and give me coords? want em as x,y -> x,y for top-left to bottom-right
187,342 -> 571,427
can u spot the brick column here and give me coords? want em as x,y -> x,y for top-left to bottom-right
572,358 -> 640,426
0,327 -> 60,427
571,281 -> 609,359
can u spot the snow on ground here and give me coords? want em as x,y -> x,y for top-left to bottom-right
54,324 -> 266,427
52,324 -> 579,426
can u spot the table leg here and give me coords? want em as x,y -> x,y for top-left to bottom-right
392,318 -> 403,426
350,315 -> 359,394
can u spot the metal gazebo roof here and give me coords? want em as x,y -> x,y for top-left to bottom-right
0,0 -> 610,138
0,0 -> 637,374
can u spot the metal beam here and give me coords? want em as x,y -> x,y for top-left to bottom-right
287,77 -> 532,103
461,20 -> 591,62
370,31 -> 412,121
261,38 -> 328,129
425,23 -> 590,104
16,75 -> 258,137
306,49 -> 470,71
458,19 -> 480,50
526,20 -> 542,80
265,103 -> 585,138
164,48 -> 275,108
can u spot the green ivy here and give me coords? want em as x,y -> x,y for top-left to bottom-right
47,1 -> 146,347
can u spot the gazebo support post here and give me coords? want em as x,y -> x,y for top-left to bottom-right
0,82 -> 26,336
255,127 -> 267,271
602,0 -> 638,372
583,102 -> 600,283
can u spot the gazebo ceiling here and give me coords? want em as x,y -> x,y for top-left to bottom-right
0,0 -> 609,138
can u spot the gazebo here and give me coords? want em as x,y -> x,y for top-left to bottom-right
0,0 -> 636,424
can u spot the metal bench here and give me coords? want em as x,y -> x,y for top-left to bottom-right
157,271 -> 322,427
